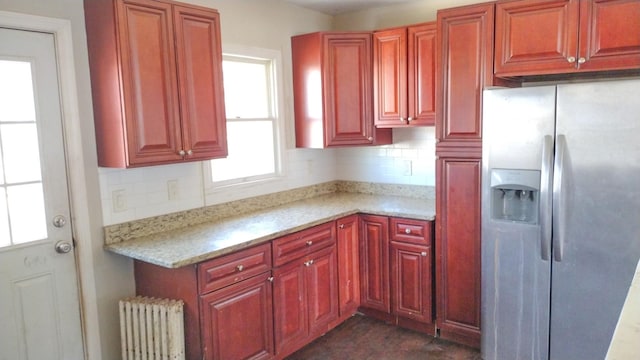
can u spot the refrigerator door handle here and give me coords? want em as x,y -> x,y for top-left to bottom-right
540,135 -> 554,261
552,134 -> 567,262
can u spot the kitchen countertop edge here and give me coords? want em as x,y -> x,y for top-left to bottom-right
104,192 -> 435,268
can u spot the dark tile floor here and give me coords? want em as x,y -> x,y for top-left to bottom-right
286,314 -> 482,360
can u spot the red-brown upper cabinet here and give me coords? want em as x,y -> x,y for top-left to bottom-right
436,2 -> 498,151
373,22 -> 437,128
84,0 -> 227,167
292,32 -> 392,148
495,0 -> 640,77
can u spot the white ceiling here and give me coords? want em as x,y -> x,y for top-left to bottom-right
284,0 -> 420,15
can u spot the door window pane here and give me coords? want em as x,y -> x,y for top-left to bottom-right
0,60 -> 36,122
0,59 -> 48,248
1,123 -> 42,183
7,184 -> 47,244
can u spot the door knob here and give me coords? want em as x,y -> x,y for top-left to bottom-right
55,241 -> 73,254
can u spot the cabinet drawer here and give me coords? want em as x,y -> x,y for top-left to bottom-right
390,218 -> 432,245
273,222 -> 336,267
198,243 -> 271,294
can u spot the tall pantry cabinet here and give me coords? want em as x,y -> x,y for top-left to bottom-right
435,2 -> 515,348
84,0 -> 228,167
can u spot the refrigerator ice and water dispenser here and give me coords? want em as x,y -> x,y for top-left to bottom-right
490,169 -> 540,224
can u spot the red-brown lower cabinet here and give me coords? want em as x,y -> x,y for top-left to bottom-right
272,231 -> 339,359
359,214 -> 391,314
359,215 -> 435,335
200,272 -> 274,360
336,215 -> 361,317
435,156 -> 482,347
390,217 -> 434,334
134,242 -> 274,360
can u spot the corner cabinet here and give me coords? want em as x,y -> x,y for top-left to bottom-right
292,32 -> 392,148
494,0 -> 640,77
84,0 -> 227,167
373,22 -> 437,127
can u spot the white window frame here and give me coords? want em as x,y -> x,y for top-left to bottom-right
203,45 -> 285,194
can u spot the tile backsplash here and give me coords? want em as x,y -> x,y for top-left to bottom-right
98,127 -> 436,225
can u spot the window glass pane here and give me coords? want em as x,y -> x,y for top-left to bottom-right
211,121 -> 275,182
0,60 -> 36,122
7,183 -> 47,244
223,59 -> 269,118
1,123 -> 42,183
0,188 -> 9,247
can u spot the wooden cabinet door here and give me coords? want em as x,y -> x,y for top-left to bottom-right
292,32 -> 391,148
117,0 -> 183,165
436,3 -> 495,149
577,0 -> 640,72
273,260 -> 307,355
337,215 -> 360,316
407,22 -> 436,126
200,273 -> 274,360
435,157 -> 482,347
173,5 -> 227,161
391,241 -> 432,324
305,246 -> 339,335
495,0 -> 580,76
324,34 -> 379,146
373,28 -> 407,127
359,214 -> 390,313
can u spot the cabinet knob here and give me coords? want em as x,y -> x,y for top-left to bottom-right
400,117 -> 405,122
236,264 -> 244,272
367,137 -> 373,141
178,150 -> 186,156
421,252 -> 427,257
339,224 -> 345,229
405,228 -> 412,234
267,276 -> 274,282
407,117 -> 413,122
304,259 -> 314,267
577,57 -> 586,64
306,240 -> 313,246
567,56 -> 576,63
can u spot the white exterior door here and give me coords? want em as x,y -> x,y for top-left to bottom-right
0,27 -> 84,359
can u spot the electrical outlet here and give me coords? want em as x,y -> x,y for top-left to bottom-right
112,189 -> 127,212
402,160 -> 413,176
167,180 -> 179,201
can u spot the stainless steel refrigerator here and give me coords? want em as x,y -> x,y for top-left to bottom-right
481,78 -> 640,360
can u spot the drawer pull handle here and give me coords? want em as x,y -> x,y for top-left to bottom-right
405,228 -> 412,234
304,260 -> 314,267
306,240 -> 313,246
236,264 -> 244,272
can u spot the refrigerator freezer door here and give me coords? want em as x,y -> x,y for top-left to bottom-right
550,79 -> 640,360
481,86 -> 557,360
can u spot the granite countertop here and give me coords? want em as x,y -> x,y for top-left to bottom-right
105,191 -> 435,269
